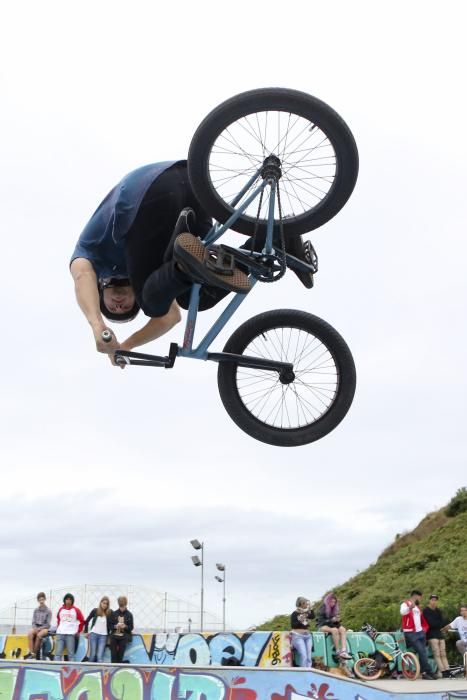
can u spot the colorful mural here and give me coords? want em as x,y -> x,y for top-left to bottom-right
0,662 -> 464,700
0,630 -> 437,671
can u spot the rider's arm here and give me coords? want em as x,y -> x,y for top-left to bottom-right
400,601 -> 412,615
120,302 -> 181,351
70,257 -> 119,353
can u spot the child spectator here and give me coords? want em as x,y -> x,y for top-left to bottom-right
24,592 -> 52,660
109,596 -> 134,663
84,596 -> 112,662
423,594 -> 449,677
316,592 -> 351,660
290,596 -> 315,667
55,593 -> 85,662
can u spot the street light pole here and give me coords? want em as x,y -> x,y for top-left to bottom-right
190,539 -> 204,632
215,563 -> 226,632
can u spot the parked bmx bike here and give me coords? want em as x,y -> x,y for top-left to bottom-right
112,88 -> 359,447
353,623 -> 421,681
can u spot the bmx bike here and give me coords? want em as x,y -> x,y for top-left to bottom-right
111,88 -> 359,447
353,623 -> 421,681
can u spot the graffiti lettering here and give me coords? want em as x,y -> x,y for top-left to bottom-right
271,633 -> 281,666
0,630 -> 436,670
0,663 -> 401,700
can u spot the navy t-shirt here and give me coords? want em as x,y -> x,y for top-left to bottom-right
71,161 -> 180,279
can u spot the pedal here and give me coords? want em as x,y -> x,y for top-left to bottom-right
204,245 -> 235,276
218,244 -> 277,277
303,240 -> 318,273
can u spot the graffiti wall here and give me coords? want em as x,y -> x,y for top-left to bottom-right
0,631 -> 436,671
0,662 -> 463,700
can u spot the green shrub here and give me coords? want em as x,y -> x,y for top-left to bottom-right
446,487 -> 467,517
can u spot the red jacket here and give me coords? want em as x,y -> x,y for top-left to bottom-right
400,601 -> 429,633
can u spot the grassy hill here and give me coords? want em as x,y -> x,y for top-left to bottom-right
258,488 -> 467,632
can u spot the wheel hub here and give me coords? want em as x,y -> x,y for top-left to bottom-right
279,368 -> 295,384
261,154 -> 282,181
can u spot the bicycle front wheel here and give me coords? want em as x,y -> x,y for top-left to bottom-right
188,88 -> 359,237
217,310 -> 356,447
400,652 -> 420,680
353,658 -> 382,681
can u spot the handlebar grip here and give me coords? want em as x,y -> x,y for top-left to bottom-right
102,329 -> 113,343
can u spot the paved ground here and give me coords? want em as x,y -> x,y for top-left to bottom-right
368,678 -> 467,692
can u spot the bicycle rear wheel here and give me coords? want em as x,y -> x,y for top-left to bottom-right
188,88 -> 358,237
353,658 -> 382,681
400,652 -> 420,680
217,309 -> 356,447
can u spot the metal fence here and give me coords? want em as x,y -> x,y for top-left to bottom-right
0,584 -> 223,634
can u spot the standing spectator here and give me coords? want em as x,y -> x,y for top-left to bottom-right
109,596 -> 134,663
423,594 -> 449,677
443,604 -> 467,658
316,592 -> 351,660
55,593 -> 85,662
290,597 -> 315,667
24,592 -> 52,660
84,596 -> 112,662
400,589 -> 437,680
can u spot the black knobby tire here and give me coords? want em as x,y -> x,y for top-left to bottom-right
217,310 -> 356,447
188,87 -> 359,237
353,658 -> 382,681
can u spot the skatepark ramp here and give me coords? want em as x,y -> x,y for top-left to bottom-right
0,661 -> 466,700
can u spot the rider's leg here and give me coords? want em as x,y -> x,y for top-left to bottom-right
124,163 -> 248,315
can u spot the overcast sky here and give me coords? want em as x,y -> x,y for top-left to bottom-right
1,0 -> 466,630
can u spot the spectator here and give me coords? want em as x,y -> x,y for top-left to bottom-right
400,589 -> 437,680
84,596 -> 112,662
109,596 -> 134,663
290,596 -> 315,667
24,592 -> 52,660
423,594 -> 449,678
55,593 -> 85,662
443,604 -> 467,658
316,592 -> 351,660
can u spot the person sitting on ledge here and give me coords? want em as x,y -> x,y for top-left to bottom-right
24,592 -> 52,660
290,596 -> 315,667
316,592 -> 351,660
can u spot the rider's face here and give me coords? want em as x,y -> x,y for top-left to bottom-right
102,285 -> 135,314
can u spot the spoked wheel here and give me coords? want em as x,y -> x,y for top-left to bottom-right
353,658 -> 382,681
188,88 -> 359,237
400,652 -> 420,680
217,310 -> 356,447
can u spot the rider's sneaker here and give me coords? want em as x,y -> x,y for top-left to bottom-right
174,233 -> 252,294
23,653 -> 35,660
338,650 -> 352,660
285,235 -> 315,289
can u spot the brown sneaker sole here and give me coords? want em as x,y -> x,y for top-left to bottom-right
174,233 -> 251,294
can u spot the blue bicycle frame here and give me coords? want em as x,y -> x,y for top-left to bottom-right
114,170 -> 302,377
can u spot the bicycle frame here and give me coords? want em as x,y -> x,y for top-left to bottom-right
115,173 -> 295,377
